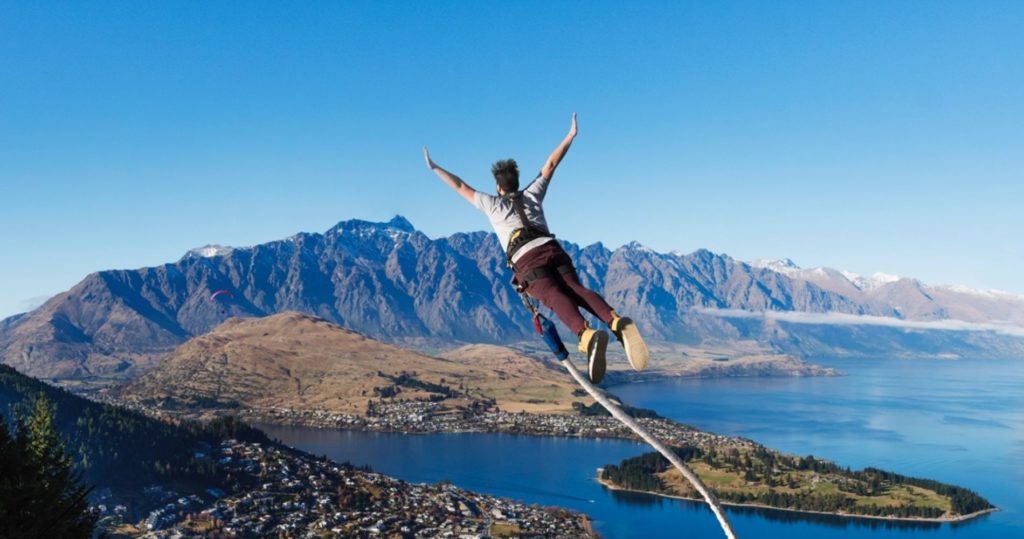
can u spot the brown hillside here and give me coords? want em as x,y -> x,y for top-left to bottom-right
122,312 -> 587,415
439,344 -> 590,413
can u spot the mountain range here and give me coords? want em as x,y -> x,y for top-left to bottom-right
2,216 -> 1022,386
750,258 -> 1024,325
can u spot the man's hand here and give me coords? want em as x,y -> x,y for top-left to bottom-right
424,147 -> 477,204
423,146 -> 437,170
542,113 -> 578,180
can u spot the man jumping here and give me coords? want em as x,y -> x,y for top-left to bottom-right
423,113 -> 648,383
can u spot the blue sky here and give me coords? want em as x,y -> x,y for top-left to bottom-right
1,1 -> 1022,319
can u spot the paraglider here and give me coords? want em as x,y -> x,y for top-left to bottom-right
210,290 -> 234,301
210,289 -> 234,314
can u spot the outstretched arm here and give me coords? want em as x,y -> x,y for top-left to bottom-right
423,146 -> 477,204
541,112 -> 578,180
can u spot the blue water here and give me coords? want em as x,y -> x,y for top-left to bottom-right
258,357 -> 1024,538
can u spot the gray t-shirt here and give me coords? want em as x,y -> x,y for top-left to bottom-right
473,174 -> 555,263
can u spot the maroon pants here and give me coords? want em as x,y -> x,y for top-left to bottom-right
513,241 -> 615,336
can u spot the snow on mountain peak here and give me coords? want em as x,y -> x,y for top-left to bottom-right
329,216 -> 418,240
838,270 -> 902,290
867,272 -> 901,287
750,258 -> 801,275
623,241 -> 656,253
185,244 -> 234,259
839,270 -> 861,283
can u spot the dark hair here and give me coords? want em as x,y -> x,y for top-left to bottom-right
491,159 -> 520,194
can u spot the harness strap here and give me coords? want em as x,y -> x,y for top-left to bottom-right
504,191 -> 553,267
517,263 -> 575,290
508,191 -> 533,231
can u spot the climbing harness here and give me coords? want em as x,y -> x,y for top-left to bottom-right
514,263 -> 576,291
504,188 -> 573,296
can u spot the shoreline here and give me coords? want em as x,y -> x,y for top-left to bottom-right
595,476 -> 998,524
119,403 -> 998,528
597,359 -> 845,387
251,416 -> 998,526
243,412 -> 721,446
237,409 -> 742,448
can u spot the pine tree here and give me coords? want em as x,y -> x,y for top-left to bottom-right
0,395 -> 97,539
0,412 -> 33,531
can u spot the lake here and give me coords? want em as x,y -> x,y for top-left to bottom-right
258,357 -> 1024,538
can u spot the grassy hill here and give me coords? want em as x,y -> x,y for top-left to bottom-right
121,312 -> 591,417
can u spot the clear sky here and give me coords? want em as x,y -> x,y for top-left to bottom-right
1,1 -> 1022,320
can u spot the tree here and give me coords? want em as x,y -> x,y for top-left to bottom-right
0,395 -> 97,538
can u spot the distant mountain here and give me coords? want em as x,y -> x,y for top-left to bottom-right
3,216 -> 1022,386
749,258 -> 1024,325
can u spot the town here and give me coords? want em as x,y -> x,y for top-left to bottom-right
89,393 -> 992,535
101,438 -> 594,538
250,400 -> 747,452
89,394 -> 749,537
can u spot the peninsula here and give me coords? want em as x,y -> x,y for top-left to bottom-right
600,445 -> 995,522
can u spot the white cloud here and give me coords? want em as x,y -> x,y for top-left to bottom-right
694,308 -> 1024,338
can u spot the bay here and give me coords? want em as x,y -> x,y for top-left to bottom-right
258,357 -> 1024,537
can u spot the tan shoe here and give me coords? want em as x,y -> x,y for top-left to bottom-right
610,311 -> 649,371
577,326 -> 608,384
